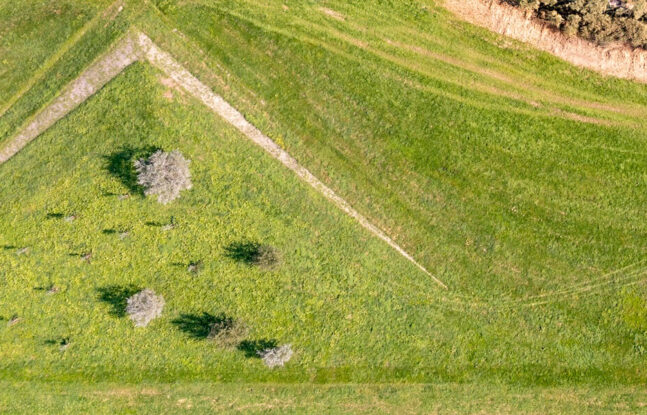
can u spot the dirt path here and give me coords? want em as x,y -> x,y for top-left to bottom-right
443,0 -> 647,84
0,30 -> 447,289
0,33 -> 139,164
0,0 -> 125,119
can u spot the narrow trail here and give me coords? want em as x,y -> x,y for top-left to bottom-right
0,30 -> 447,289
442,0 -> 647,84
0,33 -> 140,164
0,0 -> 125,119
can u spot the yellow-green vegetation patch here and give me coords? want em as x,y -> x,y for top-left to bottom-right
0,63 -> 446,382
0,63 -> 646,388
3,0 -> 647,410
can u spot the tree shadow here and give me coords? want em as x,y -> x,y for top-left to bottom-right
104,145 -> 160,194
96,284 -> 140,317
172,312 -> 233,339
237,339 -> 278,358
33,283 -> 58,293
224,241 -> 261,265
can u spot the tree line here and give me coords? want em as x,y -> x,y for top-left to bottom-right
510,0 -> 647,48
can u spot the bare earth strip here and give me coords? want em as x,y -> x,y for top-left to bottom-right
0,0 -> 125,118
0,30 -> 447,289
443,0 -> 647,83
0,33 -> 140,164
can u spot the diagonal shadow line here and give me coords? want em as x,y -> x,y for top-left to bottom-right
0,29 -> 447,289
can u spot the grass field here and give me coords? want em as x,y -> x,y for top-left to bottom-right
3,382 -> 647,414
2,0 -> 647,412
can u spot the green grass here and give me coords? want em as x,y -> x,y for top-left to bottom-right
0,0 -> 110,104
138,0 -> 647,300
2,0 -> 647,411
2,382 -> 647,414
1,63 -> 464,383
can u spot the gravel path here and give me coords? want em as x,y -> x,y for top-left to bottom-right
0,33 -> 140,164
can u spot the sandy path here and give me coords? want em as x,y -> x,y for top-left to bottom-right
0,33 -> 140,164
0,0 -> 125,119
0,30 -> 447,289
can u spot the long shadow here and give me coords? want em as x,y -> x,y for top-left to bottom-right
104,145 -> 160,194
96,284 -> 140,317
224,241 -> 261,265
145,221 -> 164,227
172,312 -> 234,339
237,339 -> 278,358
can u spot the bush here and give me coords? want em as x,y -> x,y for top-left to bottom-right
511,0 -> 647,48
258,344 -> 293,368
208,317 -> 249,348
225,242 -> 282,270
134,150 -> 192,204
253,245 -> 281,270
126,289 -> 165,327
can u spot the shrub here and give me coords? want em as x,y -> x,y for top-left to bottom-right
208,317 -> 249,348
258,344 -> 293,368
511,0 -> 647,48
187,260 -> 203,274
134,150 -> 192,204
126,289 -> 165,327
253,245 -> 281,270
225,242 -> 282,270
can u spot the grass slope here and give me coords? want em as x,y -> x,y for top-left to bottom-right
140,0 -> 647,299
0,47 -> 645,388
2,0 -> 647,411
0,0 -> 111,104
0,63 -> 451,383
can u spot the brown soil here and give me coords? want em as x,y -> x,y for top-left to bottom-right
443,0 -> 647,83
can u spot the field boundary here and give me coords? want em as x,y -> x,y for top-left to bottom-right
443,0 -> 647,83
0,30 -> 447,289
0,0 -> 125,119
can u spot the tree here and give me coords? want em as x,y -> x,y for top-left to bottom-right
512,0 -> 647,48
126,289 -> 165,327
258,344 -> 293,368
134,150 -> 192,204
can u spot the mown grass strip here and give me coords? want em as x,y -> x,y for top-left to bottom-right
0,0 -> 125,118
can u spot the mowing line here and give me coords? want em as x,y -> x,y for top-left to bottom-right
503,260 -> 647,305
521,272 -> 647,308
0,0 -> 125,119
0,29 -> 446,289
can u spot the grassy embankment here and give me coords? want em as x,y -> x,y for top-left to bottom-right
2,0 -> 647,412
